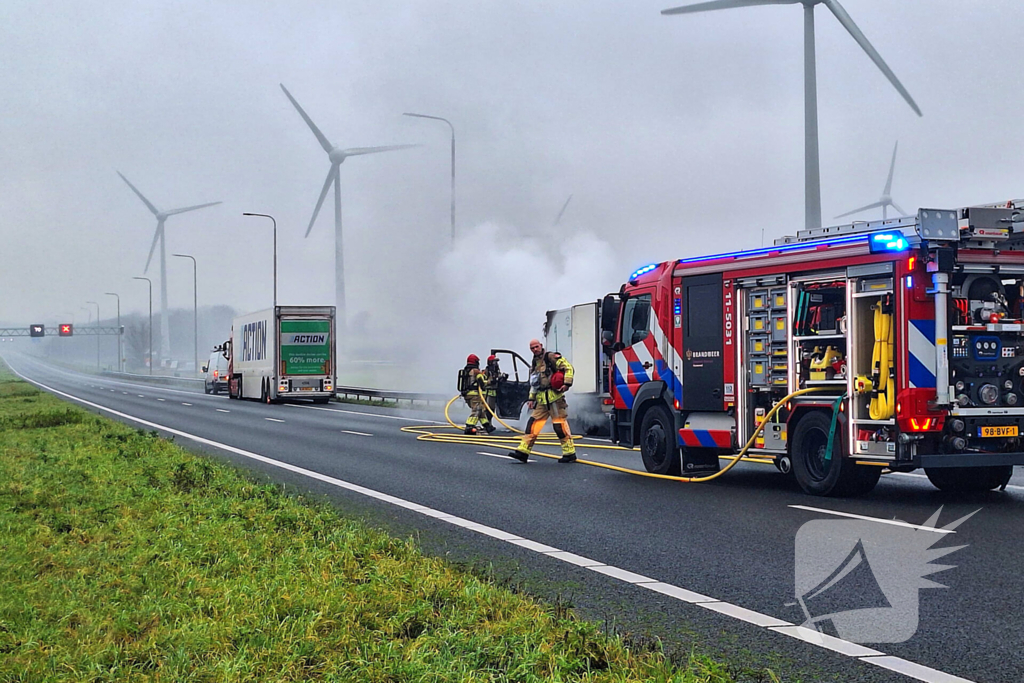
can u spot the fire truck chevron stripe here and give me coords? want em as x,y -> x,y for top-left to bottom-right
612,364 -> 634,409
908,319 -> 936,388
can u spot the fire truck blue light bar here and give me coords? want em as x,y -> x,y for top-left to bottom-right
630,263 -> 658,280
869,232 -> 909,253
675,233 -> 869,266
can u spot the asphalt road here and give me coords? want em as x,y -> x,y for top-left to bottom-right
5,352 -> 1023,683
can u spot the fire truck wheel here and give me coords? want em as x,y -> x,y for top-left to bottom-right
639,405 -> 681,476
791,411 -> 879,497
925,465 -> 1012,492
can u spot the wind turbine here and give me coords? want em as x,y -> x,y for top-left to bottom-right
661,0 -> 922,230
836,141 -> 906,220
280,84 -> 417,327
117,172 -> 220,365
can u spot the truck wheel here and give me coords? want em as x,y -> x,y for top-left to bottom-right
791,411 -> 879,496
204,382 -> 212,395
262,380 -> 271,404
639,405 -> 681,476
925,466 -> 1012,492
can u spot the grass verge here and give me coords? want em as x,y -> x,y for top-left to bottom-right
0,363 -> 759,682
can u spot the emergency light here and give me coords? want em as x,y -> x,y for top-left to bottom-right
630,263 -> 658,280
868,232 -> 909,253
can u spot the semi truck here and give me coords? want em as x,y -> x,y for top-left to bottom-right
226,306 -> 336,404
501,202 -> 1024,496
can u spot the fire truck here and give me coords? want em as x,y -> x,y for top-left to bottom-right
600,203 -> 1024,496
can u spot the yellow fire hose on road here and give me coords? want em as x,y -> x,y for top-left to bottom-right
399,386 -> 828,483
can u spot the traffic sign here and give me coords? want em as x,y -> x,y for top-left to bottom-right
59,324 -> 73,337
30,324 -> 45,337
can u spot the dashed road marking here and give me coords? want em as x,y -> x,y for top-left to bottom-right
478,451 -> 516,460
181,402 -> 193,407
157,398 -> 165,402
340,430 -> 372,437
216,409 -> 230,413
789,505 -> 955,534
265,417 -> 285,423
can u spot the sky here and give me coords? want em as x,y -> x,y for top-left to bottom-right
1,1 -> 1022,387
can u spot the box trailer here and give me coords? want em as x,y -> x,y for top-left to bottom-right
227,306 -> 336,404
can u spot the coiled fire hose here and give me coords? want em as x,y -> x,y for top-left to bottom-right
399,386 -> 828,483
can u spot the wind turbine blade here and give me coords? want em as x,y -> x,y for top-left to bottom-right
117,171 -> 160,216
554,194 -> 573,226
883,141 -> 898,196
306,165 -> 338,238
164,201 -> 222,216
143,225 -> 162,273
822,0 -> 922,116
662,0 -> 794,15
836,200 -> 885,218
280,84 -> 334,154
340,144 -> 420,157
889,200 -> 908,216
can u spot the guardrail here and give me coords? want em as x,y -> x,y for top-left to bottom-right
98,370 -> 451,406
334,386 -> 450,407
101,370 -> 205,390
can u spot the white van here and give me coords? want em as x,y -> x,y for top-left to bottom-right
203,344 -> 230,394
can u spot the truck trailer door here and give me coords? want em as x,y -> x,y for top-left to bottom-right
681,273 -> 724,412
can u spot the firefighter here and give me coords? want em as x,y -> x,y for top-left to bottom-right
460,354 -> 492,435
481,355 -> 507,431
508,339 -> 576,463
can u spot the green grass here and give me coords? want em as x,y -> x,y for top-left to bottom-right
0,365 -> 756,682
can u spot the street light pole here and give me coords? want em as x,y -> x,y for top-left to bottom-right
86,301 -> 100,370
242,213 -> 277,311
133,277 -> 153,375
105,292 -> 121,372
173,253 -> 198,376
403,112 -> 455,244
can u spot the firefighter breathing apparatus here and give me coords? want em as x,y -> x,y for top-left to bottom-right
399,386 -> 829,483
854,296 -> 895,420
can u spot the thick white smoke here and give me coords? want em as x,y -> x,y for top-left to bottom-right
410,222 -> 626,393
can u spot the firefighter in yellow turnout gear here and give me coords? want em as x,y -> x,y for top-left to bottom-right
460,354 -> 494,435
483,355 -> 506,420
509,339 -> 576,463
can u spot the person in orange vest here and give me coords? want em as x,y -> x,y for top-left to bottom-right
509,339 -> 575,463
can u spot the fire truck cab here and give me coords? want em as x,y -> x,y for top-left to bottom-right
603,203 -> 1024,496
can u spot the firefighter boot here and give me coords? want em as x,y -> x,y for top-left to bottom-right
508,449 -> 529,463
464,426 -> 478,435
483,421 -> 496,434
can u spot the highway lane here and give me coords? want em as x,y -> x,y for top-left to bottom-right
5,352 -> 1022,683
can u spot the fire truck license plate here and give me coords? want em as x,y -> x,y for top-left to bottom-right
299,386 -> 314,391
979,425 -> 1018,438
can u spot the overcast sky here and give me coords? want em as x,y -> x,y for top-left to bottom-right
2,1 -> 1021,361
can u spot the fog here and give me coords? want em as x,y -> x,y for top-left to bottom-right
2,1 -> 1021,390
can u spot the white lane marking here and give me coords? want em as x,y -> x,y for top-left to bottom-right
181,402 -> 193,407
265,417 -> 285,423
138,394 -> 145,398
157,398 -> 165,402
340,430 -> 373,437
285,402 -> 447,425
216,409 -> 230,413
4,362 -> 979,683
789,505 -> 955,535
888,470 -> 1024,492
14,356 -> 221,400
477,451 -> 516,460
859,655 -> 974,683
122,392 -> 128,395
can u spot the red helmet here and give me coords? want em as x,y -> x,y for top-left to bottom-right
466,354 -> 480,365
551,371 -> 565,391
487,355 -> 498,363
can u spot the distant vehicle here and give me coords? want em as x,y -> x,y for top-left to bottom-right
202,343 -> 230,394
226,306 -> 336,404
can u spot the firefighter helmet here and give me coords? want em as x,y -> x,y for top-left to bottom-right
466,354 -> 480,365
487,355 -> 498,363
551,371 -> 566,392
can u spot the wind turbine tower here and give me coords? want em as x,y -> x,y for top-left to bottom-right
118,172 -> 220,366
661,0 -> 922,230
280,84 -> 417,328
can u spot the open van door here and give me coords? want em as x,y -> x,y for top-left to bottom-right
489,348 -> 532,420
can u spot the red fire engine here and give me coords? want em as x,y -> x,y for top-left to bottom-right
600,202 -> 1024,495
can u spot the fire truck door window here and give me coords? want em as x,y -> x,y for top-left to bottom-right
622,295 -> 651,345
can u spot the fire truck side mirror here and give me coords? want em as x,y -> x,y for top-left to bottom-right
601,330 -> 615,347
601,294 -> 620,335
